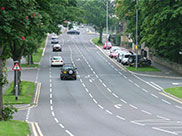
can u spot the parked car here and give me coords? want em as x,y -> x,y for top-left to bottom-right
51,56 -> 64,67
109,48 -> 128,59
103,42 -> 112,49
110,46 -> 121,53
119,52 -> 133,65
60,63 -> 77,80
67,30 -> 80,35
52,44 -> 62,52
128,55 -> 152,67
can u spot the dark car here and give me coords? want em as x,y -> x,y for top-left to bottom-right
52,44 -> 62,52
51,39 -> 59,44
128,55 -> 152,67
67,30 -> 80,35
60,63 -> 77,80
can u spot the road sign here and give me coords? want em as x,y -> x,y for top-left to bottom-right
12,63 -> 21,71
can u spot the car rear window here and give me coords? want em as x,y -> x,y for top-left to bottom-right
53,57 -> 61,60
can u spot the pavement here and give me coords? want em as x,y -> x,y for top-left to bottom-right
131,61 -> 182,79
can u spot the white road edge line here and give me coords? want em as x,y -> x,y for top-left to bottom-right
152,127 -> 178,135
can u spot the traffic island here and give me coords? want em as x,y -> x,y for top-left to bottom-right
164,87 -> 182,99
3,81 -> 35,104
0,120 -> 31,136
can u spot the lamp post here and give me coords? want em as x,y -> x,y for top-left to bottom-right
135,0 -> 138,69
106,0 -> 109,42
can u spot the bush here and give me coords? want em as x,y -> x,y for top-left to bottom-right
0,105 -> 17,121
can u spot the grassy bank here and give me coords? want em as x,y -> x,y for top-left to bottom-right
3,81 -> 35,104
164,87 -> 182,99
21,64 -> 40,67
126,66 -> 161,72
92,37 -> 103,46
0,120 -> 30,136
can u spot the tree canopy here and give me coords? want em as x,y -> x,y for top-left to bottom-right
115,0 -> 182,63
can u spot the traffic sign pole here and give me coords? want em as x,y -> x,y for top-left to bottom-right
12,61 -> 21,100
15,71 -> 18,100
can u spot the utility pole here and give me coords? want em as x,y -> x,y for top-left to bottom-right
106,0 -> 109,42
135,0 -> 138,69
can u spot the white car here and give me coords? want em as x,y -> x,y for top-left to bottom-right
51,56 -> 64,67
51,34 -> 59,40
119,52 -> 133,65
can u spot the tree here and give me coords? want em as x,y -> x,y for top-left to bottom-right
115,0 -> 182,63
0,0 -> 84,118
140,0 -> 182,63
78,0 -> 115,43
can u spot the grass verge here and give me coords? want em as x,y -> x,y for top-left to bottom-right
3,81 -> 35,104
164,87 -> 182,99
20,64 -> 40,67
92,37 -> 103,46
33,48 -> 43,63
0,120 -> 31,136
126,66 -> 161,72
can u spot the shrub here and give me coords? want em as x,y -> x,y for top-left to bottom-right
0,105 -> 17,121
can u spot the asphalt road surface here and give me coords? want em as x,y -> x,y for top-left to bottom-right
28,28 -> 182,136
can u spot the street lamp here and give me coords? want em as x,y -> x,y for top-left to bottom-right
106,0 -> 108,39
135,0 -> 138,69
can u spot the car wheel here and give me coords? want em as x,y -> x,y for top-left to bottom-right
74,77 -> 77,80
61,76 -> 64,80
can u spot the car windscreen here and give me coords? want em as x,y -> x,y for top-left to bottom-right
63,66 -> 74,70
53,57 -> 61,60
125,55 -> 131,58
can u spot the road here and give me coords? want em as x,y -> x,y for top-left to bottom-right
27,28 -> 182,136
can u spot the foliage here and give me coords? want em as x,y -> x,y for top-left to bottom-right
0,105 -> 17,121
115,0 -> 182,64
92,37 -> 103,46
78,0 -> 115,43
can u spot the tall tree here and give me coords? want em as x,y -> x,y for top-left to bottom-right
115,0 -> 182,63
78,0 -> 115,43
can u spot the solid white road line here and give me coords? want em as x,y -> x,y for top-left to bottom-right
98,104 -> 104,109
175,105 -> 182,109
130,121 -> 145,126
116,115 -> 126,120
142,88 -> 149,93
141,110 -> 152,115
129,104 -> 138,109
151,94 -> 158,98
51,111 -> 55,117
152,127 -> 178,135
105,110 -> 112,115
150,82 -> 163,90
120,99 -> 127,104
162,99 -> 171,104
59,123 -> 65,128
157,115 -> 170,121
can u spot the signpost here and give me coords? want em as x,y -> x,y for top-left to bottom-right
12,62 -> 21,100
